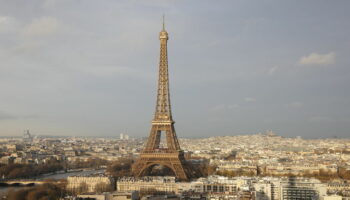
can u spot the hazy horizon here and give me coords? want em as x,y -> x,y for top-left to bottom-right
1,132 -> 349,140
1,0 -> 350,138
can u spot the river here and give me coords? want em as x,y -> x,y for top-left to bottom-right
0,168 -> 105,196
36,168 -> 105,180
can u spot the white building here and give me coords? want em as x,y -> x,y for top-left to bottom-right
67,175 -> 114,193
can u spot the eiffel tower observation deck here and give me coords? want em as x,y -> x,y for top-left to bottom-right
132,17 -> 192,181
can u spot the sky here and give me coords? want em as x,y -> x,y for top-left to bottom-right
0,0 -> 349,138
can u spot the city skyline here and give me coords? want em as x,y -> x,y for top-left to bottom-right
1,0 -> 350,138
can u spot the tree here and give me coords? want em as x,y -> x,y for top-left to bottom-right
190,160 -> 217,177
95,182 -> 113,193
6,183 -> 65,200
0,162 -> 64,180
7,188 -> 30,200
27,189 -> 48,200
339,167 -> 350,180
106,158 -> 133,178
76,182 -> 89,195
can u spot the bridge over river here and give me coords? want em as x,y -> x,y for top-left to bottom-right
1,180 -> 46,186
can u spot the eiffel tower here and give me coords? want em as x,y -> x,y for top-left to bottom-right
132,18 -> 191,181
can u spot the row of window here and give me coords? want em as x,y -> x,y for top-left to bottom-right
203,185 -> 237,193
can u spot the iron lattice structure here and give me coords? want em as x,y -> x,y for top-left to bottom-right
132,20 -> 192,181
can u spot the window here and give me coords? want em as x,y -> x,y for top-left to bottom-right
207,185 -> 212,191
213,186 -> 218,192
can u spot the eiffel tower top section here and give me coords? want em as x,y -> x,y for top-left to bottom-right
153,16 -> 173,125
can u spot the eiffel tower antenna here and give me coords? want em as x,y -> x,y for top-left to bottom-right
162,14 -> 165,31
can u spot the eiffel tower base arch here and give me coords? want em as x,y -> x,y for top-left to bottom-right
132,151 -> 190,181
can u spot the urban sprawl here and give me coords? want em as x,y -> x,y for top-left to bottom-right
0,131 -> 349,200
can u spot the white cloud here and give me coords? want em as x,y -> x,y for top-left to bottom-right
287,101 -> 304,108
298,52 -> 335,66
0,16 -> 19,33
11,40 -> 43,54
43,0 -> 56,9
228,104 -> 240,109
22,17 -> 61,37
83,65 -> 152,80
267,65 -> 279,75
245,97 -> 256,102
210,104 -> 226,112
210,104 -> 240,112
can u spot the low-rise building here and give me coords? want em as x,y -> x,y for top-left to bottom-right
279,177 -> 327,200
117,177 -> 178,194
67,175 -> 115,193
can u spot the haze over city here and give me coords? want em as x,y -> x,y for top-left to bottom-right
0,0 -> 350,138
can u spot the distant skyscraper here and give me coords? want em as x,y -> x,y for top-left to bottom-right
23,129 -> 33,143
120,133 -> 129,140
